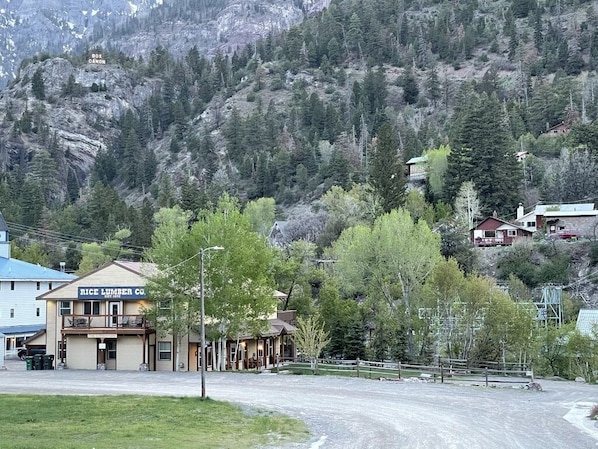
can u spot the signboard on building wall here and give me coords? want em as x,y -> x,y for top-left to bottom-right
78,287 -> 146,300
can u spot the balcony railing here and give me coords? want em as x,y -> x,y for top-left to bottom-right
473,237 -> 506,247
62,314 -> 152,330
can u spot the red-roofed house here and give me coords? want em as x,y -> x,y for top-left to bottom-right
471,216 -> 533,247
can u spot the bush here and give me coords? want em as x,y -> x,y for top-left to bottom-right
589,242 -> 598,266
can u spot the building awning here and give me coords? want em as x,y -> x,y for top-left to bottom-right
236,318 -> 297,339
0,324 -> 45,336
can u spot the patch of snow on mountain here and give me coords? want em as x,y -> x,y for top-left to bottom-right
128,1 -> 139,14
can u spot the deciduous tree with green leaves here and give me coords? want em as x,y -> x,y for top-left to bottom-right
293,314 -> 331,374
144,206 -> 194,371
329,208 -> 441,358
76,229 -> 134,275
144,194 -> 277,371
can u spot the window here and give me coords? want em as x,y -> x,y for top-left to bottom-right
158,341 -> 172,361
11,281 -> 15,290
36,307 -> 40,317
507,229 -> 517,237
36,282 -> 41,290
59,301 -> 71,316
230,344 -> 237,363
83,301 -> 100,315
484,230 -> 496,238
48,282 -> 53,290
107,341 -> 116,360
10,308 -> 14,318
58,341 -> 66,359
159,299 -> 172,310
526,221 -> 536,228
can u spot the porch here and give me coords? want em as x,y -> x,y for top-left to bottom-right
61,314 -> 154,335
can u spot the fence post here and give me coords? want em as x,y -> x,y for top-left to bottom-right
440,364 -> 444,384
398,361 -> 402,380
356,358 -> 360,378
485,367 -> 488,387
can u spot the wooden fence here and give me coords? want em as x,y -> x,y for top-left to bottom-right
280,358 -> 534,387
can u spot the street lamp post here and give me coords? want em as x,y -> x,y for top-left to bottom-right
200,246 -> 224,399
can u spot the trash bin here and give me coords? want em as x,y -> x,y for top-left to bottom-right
42,354 -> 54,370
33,354 -> 43,370
25,356 -> 34,371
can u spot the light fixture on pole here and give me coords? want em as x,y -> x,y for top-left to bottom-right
200,246 -> 224,399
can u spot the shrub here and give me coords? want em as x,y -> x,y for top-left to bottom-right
589,242 -> 598,266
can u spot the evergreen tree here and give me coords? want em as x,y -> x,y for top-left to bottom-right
451,94 -> 522,216
180,178 -> 202,214
157,173 -> 177,208
347,13 -> 364,54
31,67 -> 45,100
28,150 -> 58,207
122,128 -> 142,187
21,179 -> 45,225
369,122 -> 406,213
401,68 -> 419,105
425,67 -> 441,106
130,199 -> 154,249
344,319 -> 366,360
66,167 -> 79,204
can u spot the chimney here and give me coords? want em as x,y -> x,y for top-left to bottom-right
517,203 -> 524,220
492,210 -> 498,218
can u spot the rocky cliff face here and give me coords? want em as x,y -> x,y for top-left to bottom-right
0,57 -> 160,195
0,0 -> 327,200
0,0 -> 325,88
0,0 -> 163,87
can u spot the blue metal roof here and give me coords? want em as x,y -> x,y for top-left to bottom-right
0,257 -> 76,281
0,324 -> 45,335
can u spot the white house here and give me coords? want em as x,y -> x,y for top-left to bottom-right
576,309 -> 598,338
515,203 -> 598,238
0,212 -> 76,358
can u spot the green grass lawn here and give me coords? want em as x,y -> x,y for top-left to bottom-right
0,395 -> 310,449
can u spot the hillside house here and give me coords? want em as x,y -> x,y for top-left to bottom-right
543,122 -> 571,136
0,212 -> 76,359
471,215 -> 533,247
406,155 -> 428,183
515,203 -> 598,238
576,309 -> 598,338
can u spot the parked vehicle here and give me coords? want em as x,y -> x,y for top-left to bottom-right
18,347 -> 45,360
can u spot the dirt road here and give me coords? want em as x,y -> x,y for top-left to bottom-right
1,360 -> 597,449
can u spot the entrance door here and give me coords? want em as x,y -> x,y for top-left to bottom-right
109,302 -> 120,327
105,340 -> 117,370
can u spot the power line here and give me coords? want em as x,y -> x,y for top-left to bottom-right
5,220 -> 149,257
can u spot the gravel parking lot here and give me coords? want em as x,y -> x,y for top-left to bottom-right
1,359 -> 598,449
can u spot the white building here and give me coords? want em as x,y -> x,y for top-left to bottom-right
0,212 -> 76,358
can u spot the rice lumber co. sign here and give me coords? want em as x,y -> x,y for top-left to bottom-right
78,287 -> 146,300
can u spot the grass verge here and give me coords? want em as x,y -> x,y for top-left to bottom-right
0,394 -> 310,449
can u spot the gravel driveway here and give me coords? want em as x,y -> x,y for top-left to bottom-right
1,360 -> 598,449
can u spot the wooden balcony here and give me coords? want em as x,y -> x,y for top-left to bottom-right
473,237 -> 507,247
61,314 -> 155,335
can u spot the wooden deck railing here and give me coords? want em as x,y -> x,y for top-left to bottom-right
62,314 -> 152,330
